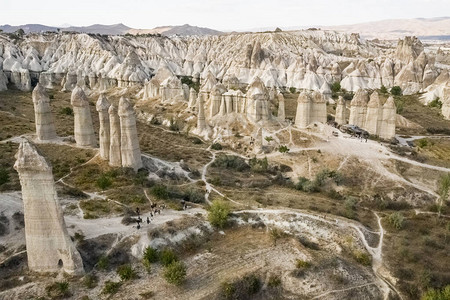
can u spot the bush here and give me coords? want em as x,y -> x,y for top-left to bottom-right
248,157 -> 269,173
296,259 -> 311,269
394,97 -> 405,114
390,86 -> 402,96
331,82 -> 341,93
278,145 -> 290,153
380,85 -> 388,94
296,177 -> 319,193
267,275 -> 282,287
143,246 -> 159,264
428,98 -> 443,109
96,174 -> 113,190
421,285 -> 450,300
160,248 -> 178,266
102,281 -> 121,295
211,143 -> 223,150
163,261 -> 187,285
353,250 -> 372,266
60,107 -> 73,115
289,87 -> 296,93
208,199 -> 231,228
97,255 -> 109,270
220,274 -> 262,300
151,184 -> 169,199
212,155 -> 249,172
169,118 -> 180,132
46,281 -> 71,298
388,212 -> 405,230
117,264 -> 137,281
83,274 -> 98,289
417,139 -> 428,148
0,168 -> 9,186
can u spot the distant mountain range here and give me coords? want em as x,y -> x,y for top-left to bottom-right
323,17 -> 450,40
1,17 -> 450,40
0,23 -> 222,36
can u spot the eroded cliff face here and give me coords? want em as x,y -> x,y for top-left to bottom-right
0,31 -> 446,95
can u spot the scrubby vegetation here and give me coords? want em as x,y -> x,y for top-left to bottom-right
208,199 -> 231,228
163,261 -> 187,285
220,273 -> 262,300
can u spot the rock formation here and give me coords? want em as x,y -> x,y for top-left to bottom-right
188,88 -> 198,109
295,91 -> 327,128
71,86 -> 96,147
108,105 -> 122,167
0,70 -> 7,91
277,91 -> 285,121
118,97 -> 143,171
335,96 -> 347,125
32,84 -> 57,141
96,94 -> 111,160
197,92 -> 207,131
13,140 -> 84,275
348,90 -> 396,139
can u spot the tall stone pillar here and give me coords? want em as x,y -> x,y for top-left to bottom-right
108,105 -> 122,167
96,94 -> 110,160
277,91 -> 285,121
118,97 -> 143,171
32,84 -> 57,141
197,92 -> 207,131
295,92 -> 312,128
14,140 -> 84,275
71,86 -> 96,147
335,96 -> 347,125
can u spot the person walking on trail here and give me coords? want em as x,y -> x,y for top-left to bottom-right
146,217 -> 150,224
136,207 -> 140,216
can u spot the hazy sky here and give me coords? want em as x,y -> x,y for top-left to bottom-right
1,0 -> 448,30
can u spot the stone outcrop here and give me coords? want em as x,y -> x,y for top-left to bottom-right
0,70 -> 7,91
118,97 -> 143,171
335,96 -> 347,125
197,92 -> 207,132
32,84 -> 57,141
188,88 -> 198,109
295,91 -> 327,128
246,77 -> 271,122
348,90 -> 396,139
277,91 -> 285,121
14,140 -> 84,275
441,87 -> 450,120
108,105 -> 122,167
71,87 -> 97,147
96,94 -> 111,160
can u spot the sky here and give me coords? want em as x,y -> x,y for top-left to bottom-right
1,0 -> 449,31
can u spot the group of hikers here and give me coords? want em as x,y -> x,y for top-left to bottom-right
134,200 -> 189,230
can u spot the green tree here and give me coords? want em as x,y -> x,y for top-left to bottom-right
0,168 -> 10,185
390,86 -> 402,96
388,212 -> 405,230
380,85 -> 388,94
278,145 -> 290,153
331,82 -> 341,93
208,199 -> 231,228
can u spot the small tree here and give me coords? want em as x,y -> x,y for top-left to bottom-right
0,168 -> 10,185
264,136 -> 273,143
331,82 -> 341,93
117,264 -> 137,281
289,87 -> 296,94
380,85 -> 388,94
160,248 -> 178,266
388,212 -> 405,230
208,199 -> 230,228
163,261 -> 187,285
390,86 -> 402,96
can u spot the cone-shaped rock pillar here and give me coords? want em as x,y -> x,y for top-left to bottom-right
32,84 -> 57,141
96,94 -> 111,160
108,105 -> 122,167
71,86 -> 96,147
118,97 -> 143,171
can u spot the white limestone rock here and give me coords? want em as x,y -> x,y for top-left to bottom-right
335,96 -> 347,125
14,140 -> 84,275
96,94 -> 111,160
108,105 -> 122,167
32,84 -> 57,141
118,97 -> 143,171
71,86 -> 96,147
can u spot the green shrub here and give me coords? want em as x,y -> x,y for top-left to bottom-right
169,118 -> 180,132
208,199 -> 231,228
417,139 -> 428,148
191,137 -> 203,144
212,155 -> 249,171
96,174 -> 113,190
428,98 -> 443,109
102,281 -> 121,295
0,168 -> 9,186
163,261 -> 187,285
289,87 -> 296,93
83,274 -> 98,289
211,143 -> 223,150
160,248 -> 178,266
264,136 -> 273,143
390,86 -> 402,96
353,250 -> 372,266
46,281 -> 71,298
60,107 -> 73,115
331,82 -> 341,93
380,85 -> 388,94
296,259 -> 311,269
117,264 -> 137,281
267,275 -> 282,287
248,157 -> 269,173
143,246 -> 159,264
421,285 -> 450,300
151,184 -> 169,199
278,145 -> 290,153
220,274 -> 262,300
97,255 -> 109,270
388,212 -> 405,230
